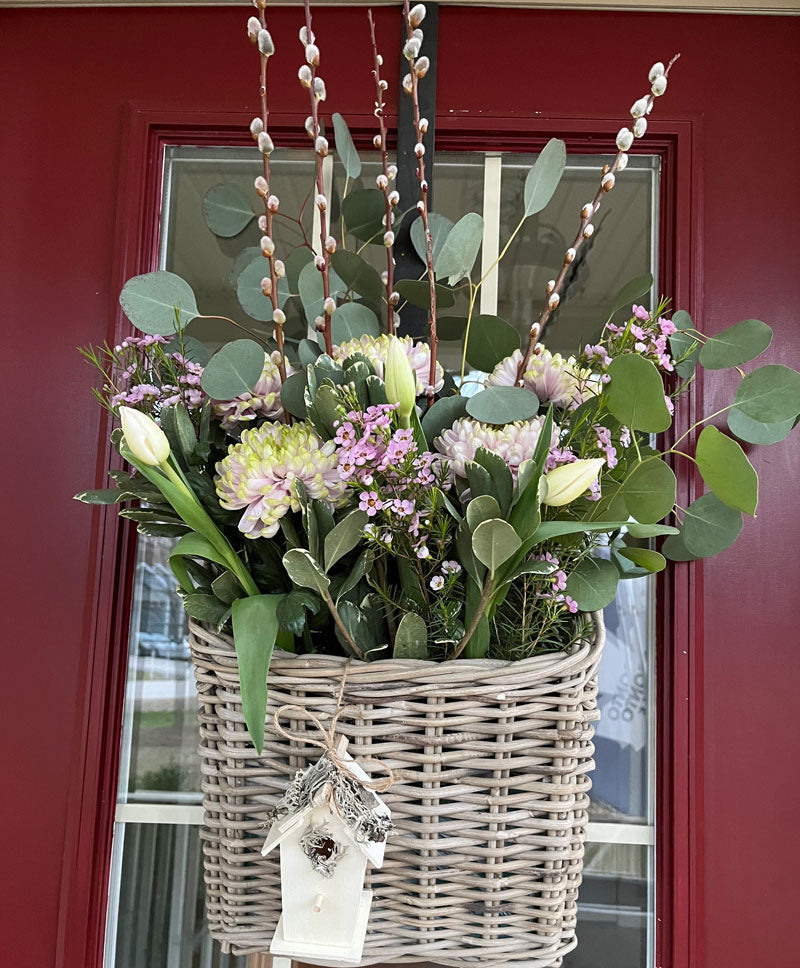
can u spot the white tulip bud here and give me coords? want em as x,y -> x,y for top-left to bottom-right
548,292 -> 560,310
384,334 -> 417,427
543,458 -> 605,507
415,57 -> 430,78
633,117 -> 647,139
258,131 -> 274,154
298,65 -> 312,88
651,75 -> 667,96
315,255 -> 325,271
602,172 -> 616,191
305,44 -> 320,66
383,231 -> 395,247
583,224 -> 595,238
258,30 -> 274,57
631,96 -> 650,119
616,127 -> 634,151
546,279 -> 556,294
254,176 -> 268,197
388,190 -> 400,206
402,73 -> 413,95
581,203 -> 594,219
119,407 -> 170,466
409,3 -> 427,27
617,152 -> 629,171
250,117 -> 264,138
323,296 -> 336,315
260,235 -> 275,256
313,77 -> 326,100
247,17 -> 261,43
565,247 -> 576,264
315,136 -> 329,156
274,259 -> 285,278
315,193 -> 327,211
648,61 -> 666,83
376,173 -> 389,190
403,38 -> 422,60
387,164 -> 398,180
261,277 -> 272,297
273,308 -> 286,325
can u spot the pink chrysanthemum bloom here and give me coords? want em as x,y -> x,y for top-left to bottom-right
435,416 -> 560,482
487,348 -> 597,410
212,351 -> 295,431
331,334 -> 444,395
214,421 -> 345,538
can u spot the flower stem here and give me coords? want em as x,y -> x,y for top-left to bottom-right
450,577 -> 495,660
323,589 -> 364,659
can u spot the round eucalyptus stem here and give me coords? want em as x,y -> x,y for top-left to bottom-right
517,53 -> 681,381
401,0 -> 437,407
301,0 -> 334,355
368,9 -> 398,335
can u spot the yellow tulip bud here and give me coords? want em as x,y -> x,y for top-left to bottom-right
542,458 -> 605,507
384,335 -> 417,428
119,406 -> 170,466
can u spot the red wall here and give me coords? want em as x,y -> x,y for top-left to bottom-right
2,7 -> 798,968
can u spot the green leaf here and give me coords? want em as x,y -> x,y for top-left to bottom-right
509,405 -> 554,540
336,549 -> 372,602
474,446 -> 514,516
606,272 -> 653,320
211,571 -> 241,605
606,354 -> 672,432
699,318 -> 773,370
298,338 -> 322,367
313,383 -> 346,437
330,249 -> 383,302
437,316 -> 468,340
160,404 -> 197,468
624,522 -> 680,538
277,589 -> 322,635
465,460 -> 494,502
200,339 -> 265,399
565,557 -> 619,611
229,246 -> 262,287
119,271 -> 198,335
466,386 -> 540,425
695,425 -> 758,515
727,408 -> 796,445
236,257 -> 272,322
163,334 -> 210,366
472,518 -> 522,577
231,594 -> 283,754
340,189 -> 386,242
332,113 -> 361,178
733,364 -> 800,423
621,458 -> 677,524
466,494 -> 502,531
201,182 -> 256,238
169,532 -> 233,571
661,531 -> 700,562
325,509 -> 369,571
393,612 -> 428,659
297,259 -> 346,324
74,487 -> 129,505
464,578 -> 489,659
618,547 -> 667,573
421,393 -> 468,443
523,138 -> 567,216
393,279 -> 456,310
335,601 -> 375,657
184,593 -> 231,626
682,492 -> 742,557
330,302 -> 381,344
532,520 -> 631,542
669,311 -> 701,378
434,212 -> 483,285
280,371 -> 308,419
498,557 -> 558,586
411,211 -> 453,265
464,315 -> 520,371
282,548 -> 331,596
283,247 -> 315,301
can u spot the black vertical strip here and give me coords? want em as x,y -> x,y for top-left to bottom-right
394,2 -> 439,339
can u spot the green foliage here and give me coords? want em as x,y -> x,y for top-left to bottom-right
340,189 -> 386,242
464,315 -> 520,371
330,303 -> 381,343
621,458 -> 677,524
606,272 -> 653,320
699,318 -> 773,370
733,364 -> 800,423
330,249 -> 383,302
231,594 -> 283,754
394,612 -> 428,659
202,182 -> 256,237
435,212 -> 483,285
236,257 -> 275,321
472,519 -> 521,577
617,546 -> 667,573
298,259 -> 346,323
523,138 -> 567,217
394,279 -> 456,310
119,271 -> 198,335
727,409 -> 796,445
200,339 -> 265,399
565,556 -> 619,611
332,113 -> 362,178
606,354 -> 672,432
325,509 -> 369,571
682,492 -> 742,557
695,425 -> 758,515
412,212 -> 453,265
669,310 -> 701,378
277,589 -> 322,636
421,393 -> 468,444
282,548 -> 331,596
466,386 -> 540,424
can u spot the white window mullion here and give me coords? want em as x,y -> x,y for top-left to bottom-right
479,154 -> 503,317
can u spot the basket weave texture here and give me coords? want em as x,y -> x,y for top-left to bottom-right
189,611 -> 605,968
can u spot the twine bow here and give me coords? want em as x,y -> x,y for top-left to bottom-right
272,665 -> 395,794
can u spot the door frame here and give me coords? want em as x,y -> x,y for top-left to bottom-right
56,101 -> 704,968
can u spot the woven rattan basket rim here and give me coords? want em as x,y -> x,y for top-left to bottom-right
188,609 -> 604,681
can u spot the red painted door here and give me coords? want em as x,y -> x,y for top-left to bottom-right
2,6 -> 799,968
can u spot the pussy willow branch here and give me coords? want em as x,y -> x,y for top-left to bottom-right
402,0 -> 437,406
517,53 -> 681,380
302,0 -> 334,355
253,0 -> 287,385
368,9 -> 397,335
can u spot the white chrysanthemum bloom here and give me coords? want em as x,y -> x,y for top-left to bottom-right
215,421 -> 345,539
212,351 -> 295,431
435,416 -> 560,482
331,334 -> 445,395
487,348 -> 598,410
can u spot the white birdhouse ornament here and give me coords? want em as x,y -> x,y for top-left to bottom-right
262,730 -> 393,966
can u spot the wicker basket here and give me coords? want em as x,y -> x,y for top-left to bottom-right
189,611 -> 605,968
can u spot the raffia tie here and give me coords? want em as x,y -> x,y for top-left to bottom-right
272,663 -> 395,794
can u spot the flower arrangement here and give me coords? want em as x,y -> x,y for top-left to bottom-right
78,0 -> 800,753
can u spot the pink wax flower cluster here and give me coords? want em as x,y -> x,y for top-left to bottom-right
105,335 -> 206,415
586,303 -> 677,375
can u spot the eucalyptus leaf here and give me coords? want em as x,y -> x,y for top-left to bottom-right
298,338 -> 322,367
727,408 -> 796,445
282,548 -> 331,596
465,315 -> 521,372
297,259 -> 346,324
669,311 -> 700,378
163,334 -> 210,366
330,249 -> 383,302
621,458 -> 677,524
422,393 -> 468,443
606,272 -> 653,320
437,316 -> 468,340
617,547 -> 667,573
699,318 -> 773,370
231,594 -> 283,753
330,302 -> 381,343
434,212 -> 483,285
394,612 -> 428,659
332,113 -> 362,178
411,211 -> 453,265
564,556 -> 619,611
340,189 -> 386,242
523,138 -> 567,217
682,492 -> 742,558
624,522 -> 680,538
661,531 -> 700,562
280,371 -> 308,419
466,386 -> 541,425
200,339 -> 265,399
733,364 -> 800,423
229,246 -> 262,287
606,354 -> 672,432
394,279 -> 456,310
236,257 -> 273,321
695,425 -> 758,515
202,182 -> 256,238
119,271 -> 198,335
284,248 -> 315,298
472,518 -> 522,577
325,509 -> 369,571
465,494 -> 501,531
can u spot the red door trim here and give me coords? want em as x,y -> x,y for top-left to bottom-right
57,103 -> 704,968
